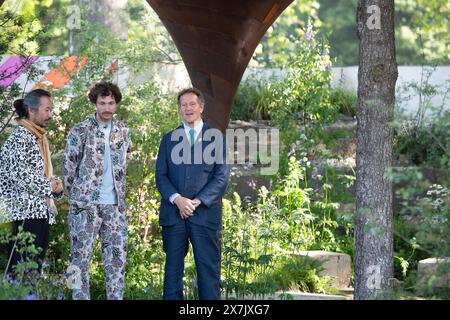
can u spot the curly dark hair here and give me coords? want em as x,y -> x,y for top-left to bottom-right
88,81 -> 122,104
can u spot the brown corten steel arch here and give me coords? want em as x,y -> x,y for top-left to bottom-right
0,0 -> 294,131
147,0 -> 294,131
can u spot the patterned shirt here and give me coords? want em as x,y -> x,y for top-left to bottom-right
62,115 -> 131,213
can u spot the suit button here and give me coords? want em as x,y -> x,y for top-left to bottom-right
186,176 -> 191,179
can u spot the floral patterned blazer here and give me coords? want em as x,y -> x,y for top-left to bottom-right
62,115 -> 132,213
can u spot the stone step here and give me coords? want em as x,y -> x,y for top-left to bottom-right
293,250 -> 353,290
322,115 -> 357,134
222,290 -> 353,300
275,291 -> 352,300
417,257 -> 450,294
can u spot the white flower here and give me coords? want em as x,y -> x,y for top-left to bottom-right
260,186 -> 269,196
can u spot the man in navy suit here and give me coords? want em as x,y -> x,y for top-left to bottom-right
156,87 -> 230,300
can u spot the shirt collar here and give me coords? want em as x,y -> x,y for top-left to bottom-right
183,119 -> 203,135
91,113 -> 115,129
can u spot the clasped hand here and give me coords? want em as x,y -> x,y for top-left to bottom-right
173,196 -> 201,219
51,176 -> 63,194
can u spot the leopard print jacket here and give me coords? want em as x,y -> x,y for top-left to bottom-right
0,126 -> 59,224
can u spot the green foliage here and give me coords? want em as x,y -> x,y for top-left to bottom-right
2,0 -> 448,301
1,0 -> 181,61
0,13 -> 182,299
269,25 -> 335,157
316,0 -> 358,67
221,188 -> 341,299
0,7 -> 48,141
329,87 -> 357,118
3,0 -> 449,69
231,80 -> 356,123
393,66 -> 450,168
266,255 -> 335,294
0,1 -> 44,55
228,38 -> 357,296
221,102 -> 357,296
254,1 -> 320,67
221,155 -> 354,298
394,0 -> 450,65
221,192 -> 279,299
315,0 -> 449,66
126,0 -> 181,66
415,184 -> 450,257
387,64 -> 449,298
3,0 -> 72,56
316,128 -> 354,152
394,114 -> 450,168
252,0 -> 450,66
0,227 -> 68,300
231,75 -> 277,121
388,165 -> 449,297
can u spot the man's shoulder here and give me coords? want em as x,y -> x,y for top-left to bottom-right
12,125 -> 28,136
1,126 -> 36,154
113,118 -> 130,131
162,125 -> 184,140
70,117 -> 94,134
9,126 -> 35,142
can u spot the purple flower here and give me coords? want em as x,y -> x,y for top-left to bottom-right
247,179 -> 257,189
325,63 -> 332,71
4,274 -> 18,286
25,294 -> 37,300
305,31 -> 312,40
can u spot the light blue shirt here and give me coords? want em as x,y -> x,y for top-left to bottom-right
183,120 -> 203,145
169,120 -> 203,204
98,122 -> 118,205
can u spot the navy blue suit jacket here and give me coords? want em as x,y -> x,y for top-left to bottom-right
156,122 -> 230,230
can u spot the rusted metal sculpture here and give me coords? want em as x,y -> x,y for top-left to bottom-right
147,0 -> 294,131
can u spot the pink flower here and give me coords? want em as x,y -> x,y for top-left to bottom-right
247,179 -> 257,189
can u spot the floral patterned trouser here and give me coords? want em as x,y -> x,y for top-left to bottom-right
68,202 -> 128,300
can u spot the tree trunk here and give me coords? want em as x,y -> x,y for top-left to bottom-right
354,0 -> 398,300
69,0 -> 128,55
86,0 -> 128,40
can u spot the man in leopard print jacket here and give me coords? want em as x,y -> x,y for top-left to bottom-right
62,81 -> 131,300
0,89 -> 63,274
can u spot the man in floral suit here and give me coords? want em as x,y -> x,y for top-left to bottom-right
62,81 -> 131,300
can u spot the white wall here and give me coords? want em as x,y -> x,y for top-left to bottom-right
330,66 -> 450,115
2,55 -> 448,116
149,63 -> 450,116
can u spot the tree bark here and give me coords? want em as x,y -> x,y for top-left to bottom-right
354,0 -> 398,300
69,0 -> 128,55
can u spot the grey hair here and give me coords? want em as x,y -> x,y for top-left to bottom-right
14,89 -> 51,119
24,89 -> 51,111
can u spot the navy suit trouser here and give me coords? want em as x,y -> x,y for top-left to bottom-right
162,219 -> 221,300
